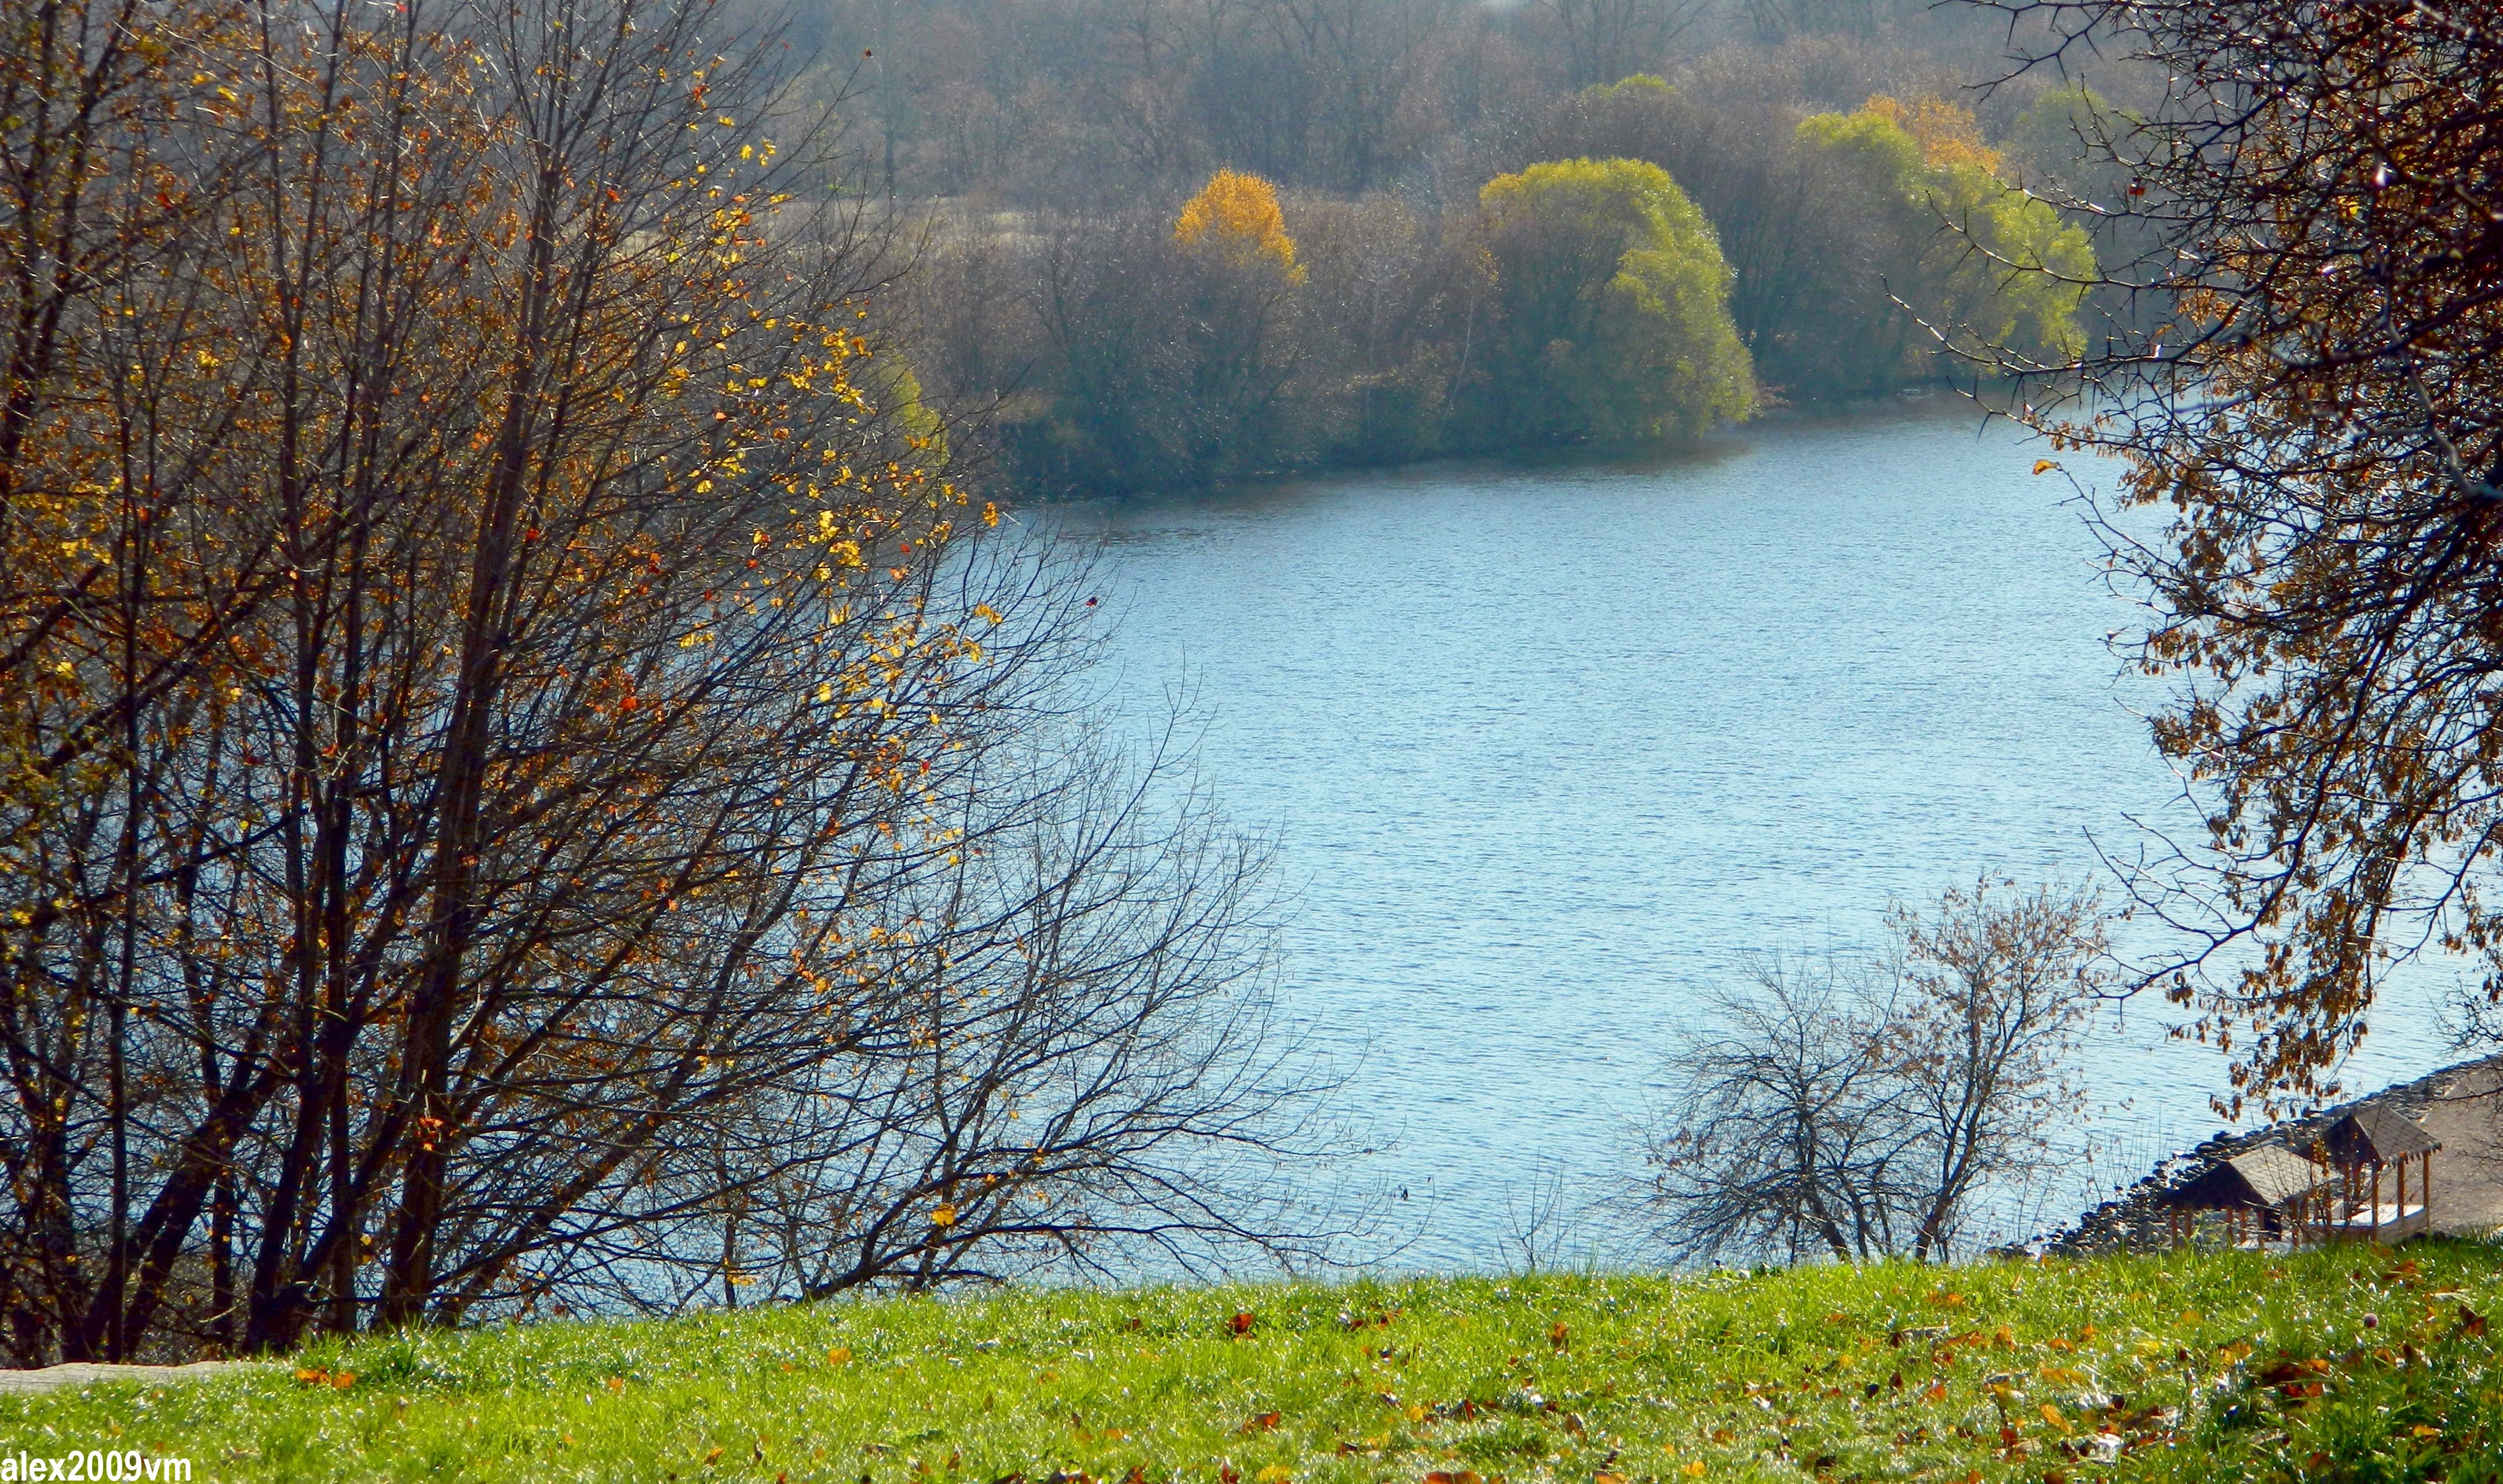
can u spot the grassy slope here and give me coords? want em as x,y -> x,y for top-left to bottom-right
9,1245 -> 2503,1483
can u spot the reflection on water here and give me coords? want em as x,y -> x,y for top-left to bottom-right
1047,408 -> 2458,1271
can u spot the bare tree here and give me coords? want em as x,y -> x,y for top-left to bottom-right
1639,957 -> 1916,1266
1887,878 -> 2106,1260
1636,880 -> 2106,1266
1536,0 -> 1709,88
0,0 -> 1348,1365
1500,1157 -> 1579,1275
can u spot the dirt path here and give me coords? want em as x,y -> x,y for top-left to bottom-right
0,1361 -> 271,1397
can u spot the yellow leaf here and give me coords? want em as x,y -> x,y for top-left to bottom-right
1681,1465 -> 1707,1478
2033,459 -> 2060,475
827,1347 -> 853,1365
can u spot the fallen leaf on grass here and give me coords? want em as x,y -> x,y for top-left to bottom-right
1242,1413 -> 1280,1434
1229,1312 -> 1256,1336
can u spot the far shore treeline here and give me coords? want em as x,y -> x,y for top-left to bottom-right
882,81 -> 2108,497
807,6 -> 2125,498
893,79 -> 2106,497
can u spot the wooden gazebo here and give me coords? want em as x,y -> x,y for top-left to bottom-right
2161,1103 -> 2443,1251
2163,1143 -> 2337,1249
2321,1105 -> 2439,1244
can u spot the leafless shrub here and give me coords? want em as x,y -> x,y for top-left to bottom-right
1636,879 -> 2108,1265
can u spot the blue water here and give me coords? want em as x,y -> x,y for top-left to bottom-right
1049,407 -> 2460,1271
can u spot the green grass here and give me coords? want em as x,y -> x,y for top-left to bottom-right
10,1244 -> 2503,1483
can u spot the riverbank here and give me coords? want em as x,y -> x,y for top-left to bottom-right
10,1248 -> 2500,1481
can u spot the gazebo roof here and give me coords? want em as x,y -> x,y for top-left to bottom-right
2166,1143 -> 2328,1211
2324,1104 -> 2440,1166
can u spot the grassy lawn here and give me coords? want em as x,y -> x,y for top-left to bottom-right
8,1244 -> 2503,1483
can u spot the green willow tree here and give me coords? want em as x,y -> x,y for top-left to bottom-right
1794,98 -> 2095,379
1469,157 -> 1755,447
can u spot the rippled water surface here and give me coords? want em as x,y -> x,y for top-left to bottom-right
1047,408 -> 2455,1271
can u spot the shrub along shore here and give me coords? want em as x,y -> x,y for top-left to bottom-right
9,1245 -> 2501,1482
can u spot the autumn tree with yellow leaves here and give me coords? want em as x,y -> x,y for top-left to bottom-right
1167,170 -> 1309,472
1983,0 -> 2503,1115
0,0 -> 1329,1362
1022,170 -> 1315,492
1174,169 -> 1306,281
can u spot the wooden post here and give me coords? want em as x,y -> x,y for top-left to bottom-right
2371,1164 -> 2382,1240
2398,1155 -> 2408,1224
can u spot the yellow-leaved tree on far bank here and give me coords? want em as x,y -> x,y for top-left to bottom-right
1154,169 -> 1308,476
1174,169 -> 1305,282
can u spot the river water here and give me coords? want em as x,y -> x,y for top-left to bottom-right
1048,406 -> 2458,1273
